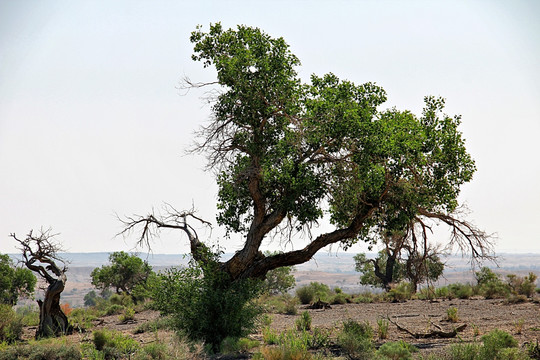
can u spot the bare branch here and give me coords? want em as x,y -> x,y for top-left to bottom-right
118,204 -> 213,263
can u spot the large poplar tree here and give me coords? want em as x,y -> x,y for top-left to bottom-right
123,23 -> 492,284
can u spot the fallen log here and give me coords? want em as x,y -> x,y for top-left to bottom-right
388,316 -> 467,339
308,299 -> 332,310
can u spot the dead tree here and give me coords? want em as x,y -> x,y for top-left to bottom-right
10,229 -> 72,338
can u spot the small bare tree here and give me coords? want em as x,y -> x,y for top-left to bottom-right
10,229 -> 72,338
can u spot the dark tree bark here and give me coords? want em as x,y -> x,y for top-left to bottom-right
10,229 -> 72,338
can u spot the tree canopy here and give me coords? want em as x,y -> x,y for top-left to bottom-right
0,253 -> 36,306
123,23 -> 492,282
90,251 -> 153,300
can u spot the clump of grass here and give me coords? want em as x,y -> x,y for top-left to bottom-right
220,336 -> 259,354
446,307 -> 459,323
377,317 -> 389,339
376,340 -> 417,359
295,311 -> 312,331
514,318 -> 525,335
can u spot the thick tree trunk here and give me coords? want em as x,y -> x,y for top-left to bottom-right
36,277 -> 71,338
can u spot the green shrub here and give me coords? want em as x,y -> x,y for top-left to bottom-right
105,304 -> 124,316
337,320 -> 374,359
93,329 -> 139,358
295,282 -> 330,304
507,273 -> 538,298
449,342 -> 481,360
296,311 -> 312,331
377,317 -> 389,339
449,283 -> 474,299
331,292 -> 349,304
133,342 -> 168,360
435,286 -> 451,299
480,329 -> 518,359
133,316 -> 172,334
0,304 -> 22,343
354,292 -> 375,303
376,340 -> 417,359
476,267 -> 510,299
220,336 -> 259,353
0,339 -> 82,360
387,282 -> 413,302
447,307 -> 459,323
119,306 -> 135,322
262,326 -> 279,345
15,304 -> 40,326
152,254 -> 262,353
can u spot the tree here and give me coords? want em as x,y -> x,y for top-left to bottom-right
0,253 -> 36,306
354,220 -> 446,291
10,229 -> 71,338
120,23 -> 493,346
90,251 -> 153,302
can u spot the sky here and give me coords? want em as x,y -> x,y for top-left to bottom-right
1,1 -> 539,256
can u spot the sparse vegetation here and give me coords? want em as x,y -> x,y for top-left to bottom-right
447,306 -> 459,323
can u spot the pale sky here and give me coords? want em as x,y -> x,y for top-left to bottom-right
1,1 -> 539,256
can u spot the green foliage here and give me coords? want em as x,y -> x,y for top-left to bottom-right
0,253 -> 36,306
92,329 -> 139,357
448,283 -> 474,299
476,267 -> 510,299
338,320 -> 375,359
119,306 -> 135,322
133,316 -> 172,334
220,337 -> 259,354
376,340 -> 417,360
152,254 -> 262,352
354,252 -> 405,289
262,253 -> 296,295
377,318 -> 389,339
295,282 -> 331,304
15,304 -> 39,326
261,293 -> 298,315
387,282 -> 413,302
507,273 -> 538,298
0,338 -> 81,360
295,311 -> 312,331
191,23 -> 477,259
480,329 -> 518,359
90,251 -> 154,302
446,307 -> 459,323
0,304 -> 22,343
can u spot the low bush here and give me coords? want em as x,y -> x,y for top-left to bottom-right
0,338 -> 81,360
507,273 -> 538,298
295,282 -> 331,304
447,307 -> 459,323
337,320 -> 374,359
119,306 -> 135,322
15,304 -> 40,326
220,336 -> 259,354
480,329 -> 518,359
296,311 -> 312,331
387,282 -> 413,302
133,316 -> 173,334
0,304 -> 22,343
93,328 -> 140,357
376,340 -> 417,359
105,304 -> 125,316
449,283 -> 474,299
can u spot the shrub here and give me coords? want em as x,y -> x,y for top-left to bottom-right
480,329 -> 518,359
0,304 -> 22,343
119,306 -> 135,322
331,292 -> 349,304
446,307 -> 459,323
0,339 -> 81,360
60,302 -> 73,316
220,336 -> 259,354
387,282 -> 413,302
377,317 -> 389,339
133,342 -> 168,360
105,304 -> 124,315
262,327 -> 279,345
476,267 -> 510,299
133,316 -> 172,334
93,329 -> 139,357
296,311 -> 312,331
152,254 -> 262,353
295,282 -> 330,304
435,286 -> 451,299
376,340 -> 417,360
337,320 -> 374,359
449,342 -> 481,360
15,304 -> 39,326
449,283 -> 474,299
507,273 -> 538,298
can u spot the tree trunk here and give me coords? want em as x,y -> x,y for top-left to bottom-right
36,277 -> 71,338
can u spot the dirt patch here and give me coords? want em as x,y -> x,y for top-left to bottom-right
268,298 -> 540,355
